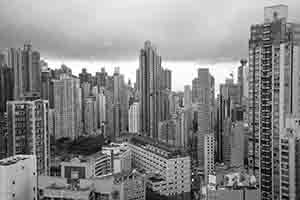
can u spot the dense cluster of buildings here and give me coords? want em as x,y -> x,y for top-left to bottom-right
1,4 -> 300,200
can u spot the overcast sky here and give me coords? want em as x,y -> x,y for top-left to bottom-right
1,0 -> 300,91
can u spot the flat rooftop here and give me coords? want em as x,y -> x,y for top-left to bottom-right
129,135 -> 188,159
0,155 -> 32,166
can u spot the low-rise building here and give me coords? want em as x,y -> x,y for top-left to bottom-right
39,169 -> 146,200
128,136 -> 191,199
0,155 -> 37,200
61,152 -> 112,179
38,175 -> 95,200
102,142 -> 132,173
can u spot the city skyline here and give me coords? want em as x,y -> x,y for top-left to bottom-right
1,2 -> 300,200
1,0 -> 300,92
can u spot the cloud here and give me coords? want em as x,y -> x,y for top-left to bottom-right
0,0 -> 300,62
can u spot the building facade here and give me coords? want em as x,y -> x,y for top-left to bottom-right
129,102 -> 140,133
0,155 -> 37,200
7,99 -> 50,175
248,5 -> 300,200
52,75 -> 82,139
128,136 -> 191,198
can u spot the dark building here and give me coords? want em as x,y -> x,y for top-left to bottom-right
22,43 -> 41,95
41,70 -> 51,101
79,68 -> 92,84
0,113 -> 7,159
0,66 -> 14,113
96,67 -> 107,88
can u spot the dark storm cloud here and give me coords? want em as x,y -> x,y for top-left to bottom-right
0,0 -> 300,62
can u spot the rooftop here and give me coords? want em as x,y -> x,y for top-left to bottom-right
129,135 -> 188,159
0,155 -> 32,166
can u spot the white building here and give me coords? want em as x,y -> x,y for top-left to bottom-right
128,136 -> 191,197
60,152 -> 112,179
129,102 -> 140,133
0,155 -> 37,200
102,142 -> 132,173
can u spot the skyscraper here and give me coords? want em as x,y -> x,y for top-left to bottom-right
79,68 -> 92,84
112,68 -> 128,138
8,48 -> 23,99
22,43 -> 41,95
217,78 -> 241,162
139,41 -> 162,138
279,116 -> 300,200
129,102 -> 140,133
7,99 -> 50,175
0,113 -> 7,159
248,5 -> 300,200
41,68 -> 52,101
238,59 -> 248,103
0,66 -> 13,114
98,88 -> 106,135
204,133 -> 215,183
162,68 -> 172,90
184,85 -> 192,108
52,75 -> 82,139
83,96 -> 97,135
96,67 -> 107,88
192,68 -> 215,135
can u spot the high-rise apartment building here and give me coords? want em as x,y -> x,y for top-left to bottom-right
79,68 -> 92,84
22,43 -> 41,95
98,88 -> 106,134
223,121 -> 247,168
0,113 -> 7,159
41,68 -> 52,101
217,78 -> 241,162
105,90 -> 114,139
83,96 -> 97,135
0,155 -> 37,200
204,133 -> 215,183
129,102 -> 140,133
0,66 -> 13,114
248,5 -> 300,200
52,75 -> 82,140
8,44 -> 41,99
162,68 -> 172,90
139,41 -> 162,138
96,67 -> 107,88
238,59 -> 248,103
184,85 -> 192,108
279,116 -> 300,200
113,68 -> 128,138
7,99 -> 50,175
8,48 -> 23,99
